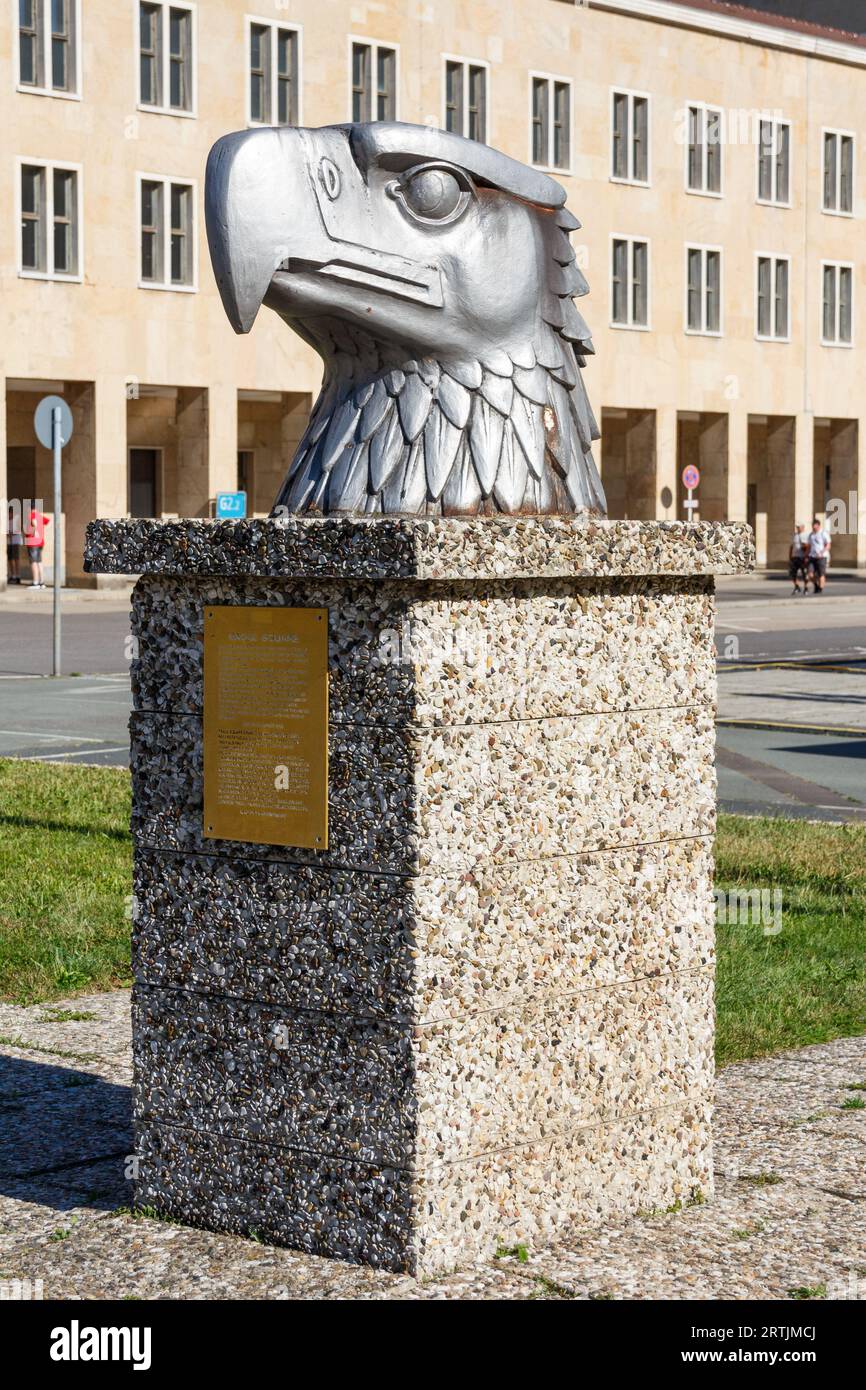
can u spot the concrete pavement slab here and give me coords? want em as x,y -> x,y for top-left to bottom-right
0,992 -> 864,1300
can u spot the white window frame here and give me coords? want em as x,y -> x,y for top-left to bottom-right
529,70 -> 572,175
136,172 -> 198,293
756,114 -> 791,207
820,259 -> 854,348
13,0 -> 82,100
441,54 -> 490,144
821,127 -> 855,217
16,156 -> 83,282
347,36 -> 400,123
609,233 -> 651,331
610,87 -> 651,187
136,0 -> 197,118
245,15 -> 303,128
684,243 -> 723,337
684,100 -> 723,198
754,252 -> 790,343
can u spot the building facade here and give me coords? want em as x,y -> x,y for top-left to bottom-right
2,0 -> 865,584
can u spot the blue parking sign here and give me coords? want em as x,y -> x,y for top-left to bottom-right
216,491 -> 247,519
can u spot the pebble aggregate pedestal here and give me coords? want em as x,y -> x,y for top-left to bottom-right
85,513 -> 753,1276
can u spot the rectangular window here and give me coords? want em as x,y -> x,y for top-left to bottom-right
444,59 -> 487,142
686,245 -> 722,334
531,74 -> 571,172
52,167 -> 77,273
170,183 -> 192,284
17,0 -> 78,93
169,6 -> 191,110
139,1 -> 194,113
611,236 -> 649,328
20,163 -> 46,272
376,46 -> 395,121
756,254 -> 789,340
351,40 -> 396,123
277,27 -> 298,125
686,103 -> 722,194
139,175 -> 195,289
757,116 -> 790,205
611,90 -> 649,183
140,2 -> 162,106
19,160 -> 80,278
822,262 -> 853,345
823,130 -> 854,214
249,22 -> 269,122
248,19 -> 299,125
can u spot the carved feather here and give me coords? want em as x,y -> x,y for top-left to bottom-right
369,403 -> 405,492
397,372 -> 433,442
509,342 -> 536,370
327,439 -> 370,512
468,396 -> 505,496
319,397 -> 359,473
424,405 -> 463,500
510,392 -> 546,479
479,348 -> 513,377
436,372 -> 472,429
441,439 -> 482,513
441,358 -> 483,390
479,371 -> 514,416
512,362 -> 550,407
492,423 -> 528,511
359,378 -> 391,440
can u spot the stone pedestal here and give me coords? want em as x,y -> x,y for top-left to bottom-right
85,515 -> 752,1275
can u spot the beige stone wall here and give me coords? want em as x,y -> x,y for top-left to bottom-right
2,0 -> 866,579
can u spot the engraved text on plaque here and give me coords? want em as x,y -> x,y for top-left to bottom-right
203,605 -> 328,848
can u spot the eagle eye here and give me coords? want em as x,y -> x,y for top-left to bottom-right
389,163 -> 473,225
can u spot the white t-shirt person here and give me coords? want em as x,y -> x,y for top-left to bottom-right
808,526 -> 831,559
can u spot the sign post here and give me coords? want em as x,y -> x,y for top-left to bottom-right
681,463 -> 700,521
34,395 -> 73,677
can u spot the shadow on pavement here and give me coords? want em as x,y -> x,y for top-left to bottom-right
0,1053 -> 132,1212
772,740 -> 866,760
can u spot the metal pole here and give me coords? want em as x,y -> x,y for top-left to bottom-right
53,405 -> 62,678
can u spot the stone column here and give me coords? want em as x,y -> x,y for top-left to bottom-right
85,514 -> 752,1275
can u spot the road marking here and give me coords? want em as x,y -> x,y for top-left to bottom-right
714,622 -> 765,632
717,718 -> 866,737
717,661 -> 866,674
21,746 -> 128,761
716,745 -> 865,811
0,728 -> 107,743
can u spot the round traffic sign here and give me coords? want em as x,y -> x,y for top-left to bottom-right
681,464 -> 700,491
34,395 -> 74,449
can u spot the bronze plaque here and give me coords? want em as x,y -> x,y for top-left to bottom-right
203,605 -> 328,849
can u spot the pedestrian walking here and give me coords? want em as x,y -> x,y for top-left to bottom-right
6,505 -> 23,584
24,506 -> 50,589
806,517 -> 831,594
789,523 -> 807,595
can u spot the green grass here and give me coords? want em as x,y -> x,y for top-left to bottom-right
715,814 -> 866,1065
0,758 -> 131,1004
0,764 -> 864,1069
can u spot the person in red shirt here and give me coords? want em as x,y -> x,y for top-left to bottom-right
24,508 -> 50,589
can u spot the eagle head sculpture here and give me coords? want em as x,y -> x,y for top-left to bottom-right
205,121 -> 606,518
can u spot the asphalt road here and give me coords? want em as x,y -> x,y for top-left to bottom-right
0,580 -> 863,821
0,600 -> 132,677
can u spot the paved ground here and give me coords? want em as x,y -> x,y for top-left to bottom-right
0,675 -> 131,765
0,595 -> 131,678
715,576 -> 866,820
0,991 -> 863,1300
